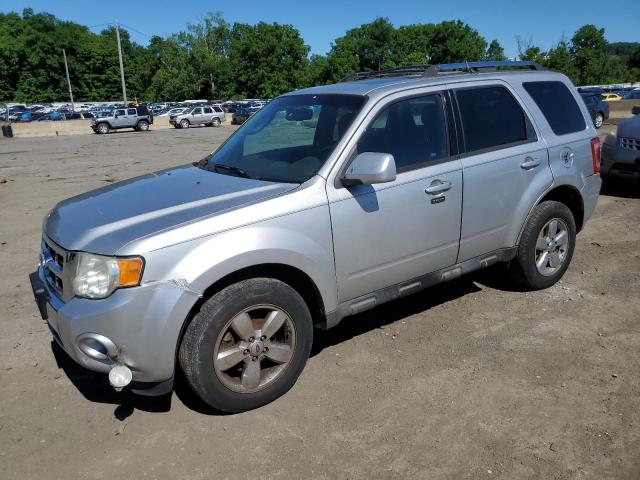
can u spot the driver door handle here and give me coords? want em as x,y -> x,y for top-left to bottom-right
425,180 -> 452,195
520,157 -> 541,170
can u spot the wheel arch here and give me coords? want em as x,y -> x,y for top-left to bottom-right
517,183 -> 585,245
173,263 -> 327,375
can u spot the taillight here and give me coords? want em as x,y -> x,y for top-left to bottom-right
590,137 -> 601,174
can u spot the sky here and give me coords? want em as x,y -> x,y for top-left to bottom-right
1,0 -> 638,57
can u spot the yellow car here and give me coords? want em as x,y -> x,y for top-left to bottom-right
601,93 -> 623,102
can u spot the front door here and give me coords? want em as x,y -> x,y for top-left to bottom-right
327,92 -> 463,302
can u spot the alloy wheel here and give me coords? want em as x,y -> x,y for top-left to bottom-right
534,218 -> 569,276
213,305 -> 296,393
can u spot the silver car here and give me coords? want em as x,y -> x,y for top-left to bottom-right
170,106 -> 225,128
30,61 -> 601,412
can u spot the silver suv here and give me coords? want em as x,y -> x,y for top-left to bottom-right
30,61 -> 601,412
91,106 -> 153,134
170,105 -> 225,128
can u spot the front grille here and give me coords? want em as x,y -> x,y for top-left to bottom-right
41,239 -> 67,298
619,137 -> 640,151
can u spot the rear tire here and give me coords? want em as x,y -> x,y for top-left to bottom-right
511,200 -> 576,290
212,117 -> 221,127
179,278 -> 313,413
137,120 -> 149,131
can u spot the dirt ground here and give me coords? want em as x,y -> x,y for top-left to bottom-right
0,124 -> 639,480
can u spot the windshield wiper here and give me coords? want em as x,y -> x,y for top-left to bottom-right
212,163 -> 251,179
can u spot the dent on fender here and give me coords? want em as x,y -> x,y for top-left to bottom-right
140,278 -> 204,297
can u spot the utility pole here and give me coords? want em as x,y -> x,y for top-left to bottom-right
115,21 -> 128,106
62,48 -> 75,112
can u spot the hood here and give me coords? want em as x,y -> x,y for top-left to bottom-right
617,113 -> 640,139
44,165 -> 296,254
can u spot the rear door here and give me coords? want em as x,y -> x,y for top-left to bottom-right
453,82 -> 553,262
202,107 -> 214,124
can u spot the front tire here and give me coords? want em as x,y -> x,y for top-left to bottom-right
511,200 -> 576,290
180,119 -> 190,129
96,123 -> 109,134
179,278 -> 313,413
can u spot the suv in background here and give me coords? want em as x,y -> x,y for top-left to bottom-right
91,106 -> 153,134
30,61 -> 601,413
580,93 -> 609,128
170,105 -> 225,128
601,106 -> 640,181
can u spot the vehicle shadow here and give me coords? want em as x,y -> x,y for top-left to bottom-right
600,178 -> 639,199
52,271 -> 518,416
50,342 -> 172,419
310,277 -> 483,357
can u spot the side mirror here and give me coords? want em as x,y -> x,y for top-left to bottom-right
342,152 -> 396,186
632,106 -> 640,115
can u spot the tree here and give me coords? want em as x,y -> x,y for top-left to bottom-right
485,40 -> 506,61
427,21 -> 487,63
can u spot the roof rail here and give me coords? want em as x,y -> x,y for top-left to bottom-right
339,61 -> 544,82
422,60 -> 544,77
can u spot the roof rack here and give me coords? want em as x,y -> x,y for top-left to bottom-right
340,61 -> 544,82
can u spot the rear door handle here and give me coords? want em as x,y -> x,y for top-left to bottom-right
520,157 -> 541,170
425,180 -> 452,195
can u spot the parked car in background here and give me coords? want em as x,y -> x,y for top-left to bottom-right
91,106 -> 153,134
601,93 -> 623,102
580,93 -> 609,128
158,107 -> 189,117
601,106 -> 640,182
37,112 -> 64,121
624,90 -> 640,100
231,106 -> 260,125
170,106 -> 224,128
65,112 -> 94,120
30,61 -> 602,413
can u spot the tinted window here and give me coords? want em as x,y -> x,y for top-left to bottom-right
203,107 -> 213,114
193,108 -> 202,114
456,86 -> 530,153
357,94 -> 448,172
213,106 -> 223,113
115,109 -> 126,116
523,81 -> 586,135
127,108 -> 137,115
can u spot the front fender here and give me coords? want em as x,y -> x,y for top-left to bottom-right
141,205 -> 338,315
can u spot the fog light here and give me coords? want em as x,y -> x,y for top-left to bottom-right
109,365 -> 132,391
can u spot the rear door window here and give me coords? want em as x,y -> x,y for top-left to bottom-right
203,107 -> 213,114
127,108 -> 137,115
455,86 -> 533,153
523,81 -> 586,135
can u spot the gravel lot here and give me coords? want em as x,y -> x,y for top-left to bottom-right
0,126 -> 639,479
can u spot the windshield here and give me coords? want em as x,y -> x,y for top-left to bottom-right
203,94 -> 364,183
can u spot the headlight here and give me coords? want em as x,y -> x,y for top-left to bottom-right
72,253 -> 144,299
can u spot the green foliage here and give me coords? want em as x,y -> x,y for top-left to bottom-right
0,10 -> 638,103
485,40 -> 506,61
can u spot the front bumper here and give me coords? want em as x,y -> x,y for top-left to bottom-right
29,265 -> 196,394
601,142 -> 640,179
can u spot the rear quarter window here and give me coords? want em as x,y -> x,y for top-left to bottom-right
523,81 -> 586,135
